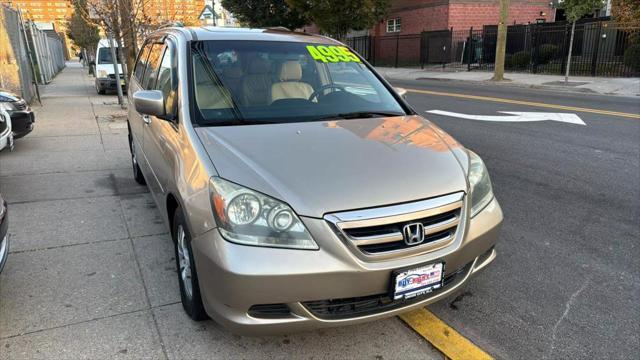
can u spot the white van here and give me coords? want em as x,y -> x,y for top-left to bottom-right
94,39 -> 125,94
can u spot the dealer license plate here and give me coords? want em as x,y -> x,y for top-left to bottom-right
393,263 -> 444,300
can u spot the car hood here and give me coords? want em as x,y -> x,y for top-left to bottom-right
196,115 -> 468,218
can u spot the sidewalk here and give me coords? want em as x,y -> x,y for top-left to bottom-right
376,67 -> 640,97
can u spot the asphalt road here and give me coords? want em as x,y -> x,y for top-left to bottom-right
390,78 -> 640,359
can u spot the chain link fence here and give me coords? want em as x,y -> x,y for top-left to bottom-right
0,4 -> 66,103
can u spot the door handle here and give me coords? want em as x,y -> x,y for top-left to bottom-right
142,115 -> 151,124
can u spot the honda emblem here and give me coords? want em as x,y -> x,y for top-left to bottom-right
403,223 -> 425,246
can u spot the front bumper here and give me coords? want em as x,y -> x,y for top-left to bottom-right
97,78 -> 126,92
9,110 -> 34,138
192,197 -> 502,335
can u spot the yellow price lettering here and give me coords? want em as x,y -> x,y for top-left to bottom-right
306,45 -> 361,63
338,46 -> 361,62
306,45 -> 327,62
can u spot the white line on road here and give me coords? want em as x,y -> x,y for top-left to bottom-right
426,110 -> 586,125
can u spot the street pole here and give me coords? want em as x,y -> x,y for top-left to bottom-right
107,33 -> 125,108
492,0 -> 510,81
564,21 -> 576,84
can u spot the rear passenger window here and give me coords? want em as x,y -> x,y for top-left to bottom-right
142,43 -> 164,89
133,44 -> 151,83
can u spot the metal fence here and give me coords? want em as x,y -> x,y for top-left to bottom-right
0,5 -> 66,103
345,18 -> 639,77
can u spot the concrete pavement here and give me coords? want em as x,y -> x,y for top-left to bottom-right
377,67 -> 640,97
0,63 -> 442,359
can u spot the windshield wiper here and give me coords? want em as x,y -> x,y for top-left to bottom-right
318,111 -> 405,121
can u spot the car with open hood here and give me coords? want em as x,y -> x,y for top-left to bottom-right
0,109 -> 13,152
0,89 -> 34,140
127,27 -> 503,335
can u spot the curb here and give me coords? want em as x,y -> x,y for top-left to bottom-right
381,74 -> 640,98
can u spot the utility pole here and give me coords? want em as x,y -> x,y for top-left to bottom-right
492,0 -> 510,81
107,33 -> 125,108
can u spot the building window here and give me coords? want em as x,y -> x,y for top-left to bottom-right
386,18 -> 401,33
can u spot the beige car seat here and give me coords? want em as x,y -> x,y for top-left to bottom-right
241,58 -> 272,106
271,61 -> 314,103
193,58 -> 233,110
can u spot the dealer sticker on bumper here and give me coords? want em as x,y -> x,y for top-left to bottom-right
393,263 -> 444,300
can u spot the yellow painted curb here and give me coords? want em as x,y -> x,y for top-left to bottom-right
406,88 -> 640,119
400,308 -> 493,360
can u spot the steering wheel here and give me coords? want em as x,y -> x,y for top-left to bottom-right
308,84 -> 346,102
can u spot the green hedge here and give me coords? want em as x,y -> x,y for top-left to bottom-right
623,44 -> 640,73
536,44 -> 560,64
506,51 -> 531,70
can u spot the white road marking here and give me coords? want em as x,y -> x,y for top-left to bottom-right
426,110 -> 586,125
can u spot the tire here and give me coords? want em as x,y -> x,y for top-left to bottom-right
95,81 -> 105,95
172,208 -> 208,321
129,128 -> 146,185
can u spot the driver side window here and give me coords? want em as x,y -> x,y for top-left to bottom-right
155,44 -> 177,118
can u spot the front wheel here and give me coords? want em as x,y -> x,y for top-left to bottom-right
95,81 -> 105,95
173,208 -> 208,321
129,134 -> 146,185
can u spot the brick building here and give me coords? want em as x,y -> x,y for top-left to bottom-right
300,1 -> 557,36
373,0 -> 555,35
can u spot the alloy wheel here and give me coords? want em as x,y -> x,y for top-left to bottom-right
176,225 -> 193,300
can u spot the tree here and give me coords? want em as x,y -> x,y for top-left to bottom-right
492,0 -> 510,81
288,0 -> 391,39
560,0 -> 605,83
65,0 -> 100,61
612,0 -> 640,40
221,0 -> 309,30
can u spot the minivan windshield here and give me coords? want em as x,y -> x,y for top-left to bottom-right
190,41 -> 407,126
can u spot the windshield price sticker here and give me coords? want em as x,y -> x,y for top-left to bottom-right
306,45 -> 361,63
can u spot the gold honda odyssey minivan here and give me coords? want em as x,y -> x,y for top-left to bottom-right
127,26 -> 502,335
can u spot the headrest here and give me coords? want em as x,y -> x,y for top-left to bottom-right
279,61 -> 302,81
248,58 -> 269,74
223,66 -> 243,79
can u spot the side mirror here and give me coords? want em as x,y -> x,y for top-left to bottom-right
394,87 -> 407,98
133,90 -> 165,117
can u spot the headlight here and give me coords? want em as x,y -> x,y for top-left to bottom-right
468,150 -> 494,217
97,69 -> 108,78
209,177 -> 318,250
0,102 -> 16,112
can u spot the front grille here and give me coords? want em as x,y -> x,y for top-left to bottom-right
347,209 -> 460,254
302,262 -> 472,320
107,74 -> 124,79
326,192 -> 464,258
13,100 -> 27,111
248,303 -> 291,319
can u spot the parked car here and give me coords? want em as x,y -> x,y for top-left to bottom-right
128,27 -> 503,335
93,39 -> 125,95
0,192 -> 8,273
0,89 -> 35,139
0,109 -> 13,152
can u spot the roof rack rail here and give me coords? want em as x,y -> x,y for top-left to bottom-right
262,26 -> 291,32
160,21 -> 184,29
